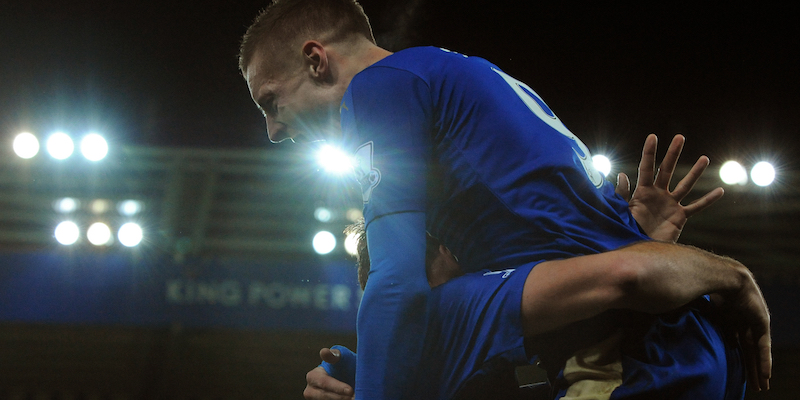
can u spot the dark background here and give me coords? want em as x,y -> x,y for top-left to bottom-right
1,2 -> 799,399
2,1 -> 799,165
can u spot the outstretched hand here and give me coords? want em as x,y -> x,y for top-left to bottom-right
303,348 -> 355,400
616,134 -> 724,242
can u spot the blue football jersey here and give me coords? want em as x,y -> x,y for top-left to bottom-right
339,46 -> 742,400
343,47 -> 647,273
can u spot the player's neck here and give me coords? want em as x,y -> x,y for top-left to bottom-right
336,43 -> 393,88
359,45 -> 393,69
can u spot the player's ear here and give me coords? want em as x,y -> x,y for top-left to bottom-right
302,40 -> 330,81
439,245 -> 451,256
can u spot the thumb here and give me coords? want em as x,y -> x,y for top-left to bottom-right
320,347 -> 341,364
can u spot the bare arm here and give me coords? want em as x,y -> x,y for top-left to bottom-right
521,240 -> 771,390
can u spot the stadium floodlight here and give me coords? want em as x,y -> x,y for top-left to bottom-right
312,230 -> 336,255
118,222 -> 143,247
87,222 -> 113,246
344,231 -> 359,256
117,200 -> 143,216
314,207 -> 333,222
13,132 -> 40,159
592,155 -> 612,177
719,161 -> 748,185
317,145 -> 353,174
90,199 -> 112,214
751,162 -> 776,187
53,197 -> 80,214
54,221 -> 80,245
46,132 -> 74,160
80,133 -> 108,161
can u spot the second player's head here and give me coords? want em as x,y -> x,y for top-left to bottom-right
239,0 -> 376,143
345,219 -> 463,290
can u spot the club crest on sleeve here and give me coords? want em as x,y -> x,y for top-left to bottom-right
353,141 -> 381,204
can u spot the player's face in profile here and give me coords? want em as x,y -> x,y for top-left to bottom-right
245,50 -> 340,143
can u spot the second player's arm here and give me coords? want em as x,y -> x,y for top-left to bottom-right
522,240 -> 771,389
521,240 -> 757,336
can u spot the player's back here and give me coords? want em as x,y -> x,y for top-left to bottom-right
366,47 -> 646,271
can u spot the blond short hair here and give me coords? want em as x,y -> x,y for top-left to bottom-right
239,0 -> 375,74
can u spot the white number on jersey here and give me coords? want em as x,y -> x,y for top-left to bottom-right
492,68 -> 604,188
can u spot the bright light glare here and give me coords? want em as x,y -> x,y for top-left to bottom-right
87,222 -> 113,246
592,155 -> 612,177
344,232 -> 359,256
312,231 -> 336,254
80,133 -> 108,161
118,223 -> 143,247
751,162 -> 776,187
54,197 -> 80,213
117,200 -> 143,216
317,145 -> 353,174
314,207 -> 332,222
13,132 -> 39,159
346,208 -> 363,222
46,132 -> 74,160
719,161 -> 748,185
54,221 -> 80,245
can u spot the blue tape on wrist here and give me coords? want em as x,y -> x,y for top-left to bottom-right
320,345 -> 357,386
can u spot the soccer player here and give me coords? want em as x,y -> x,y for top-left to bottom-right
304,135 -> 767,400
238,1 -> 771,398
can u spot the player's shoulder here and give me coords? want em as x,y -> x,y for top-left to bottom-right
357,46 -> 491,83
373,46 -> 458,69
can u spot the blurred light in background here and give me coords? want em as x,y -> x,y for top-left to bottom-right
90,199 -> 112,215
344,231 -> 359,257
314,207 -> 332,222
53,197 -> 80,214
719,161 -> 748,185
751,162 -> 776,187
117,200 -> 143,217
46,132 -> 74,160
118,223 -> 143,247
592,155 -> 612,177
80,133 -> 109,161
54,221 -> 80,245
87,222 -> 113,246
317,145 -> 353,174
312,231 -> 336,255
345,208 -> 363,222
13,132 -> 40,159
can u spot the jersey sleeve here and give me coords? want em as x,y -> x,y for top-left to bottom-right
343,66 -> 432,223
342,66 -> 433,399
